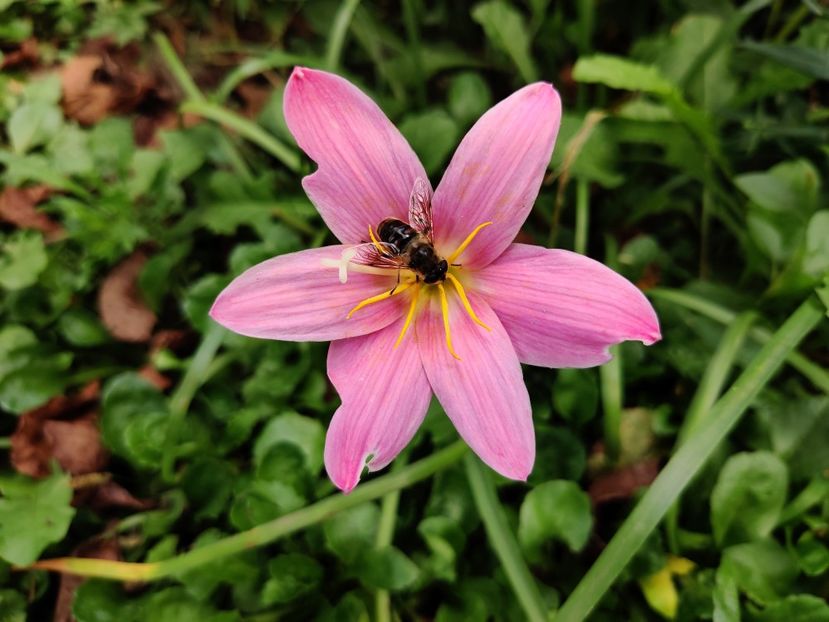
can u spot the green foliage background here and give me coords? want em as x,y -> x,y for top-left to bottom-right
1,0 -> 828,620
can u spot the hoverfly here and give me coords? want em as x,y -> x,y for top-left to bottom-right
351,178 -> 448,285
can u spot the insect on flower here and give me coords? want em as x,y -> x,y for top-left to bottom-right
210,67 -> 661,492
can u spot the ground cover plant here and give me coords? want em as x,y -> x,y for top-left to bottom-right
0,0 -> 827,620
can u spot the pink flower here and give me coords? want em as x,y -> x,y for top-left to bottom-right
210,68 -> 661,493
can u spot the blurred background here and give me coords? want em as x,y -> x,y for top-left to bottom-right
0,1 -> 827,620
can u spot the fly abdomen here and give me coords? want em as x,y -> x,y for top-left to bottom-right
377,218 -> 418,252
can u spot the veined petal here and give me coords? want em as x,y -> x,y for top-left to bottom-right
326,321 -> 432,492
417,291 -> 534,480
476,244 -> 661,368
284,67 -> 429,244
210,246 -> 404,341
432,83 -> 561,268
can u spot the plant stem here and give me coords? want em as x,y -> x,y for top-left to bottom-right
325,0 -> 361,72
181,100 -> 301,173
600,345 -> 622,463
402,0 -> 426,108
556,295 -> 825,622
161,322 -> 225,483
29,442 -> 468,581
665,311 -> 755,552
464,455 -> 548,622
153,32 -> 253,181
649,288 -> 829,393
573,178 -> 589,255
153,33 -> 204,102
375,458 -> 406,622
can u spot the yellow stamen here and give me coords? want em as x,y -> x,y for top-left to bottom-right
446,273 -> 491,331
447,221 -> 493,264
394,283 -> 421,348
368,225 -> 385,254
437,283 -> 461,361
347,281 -> 412,318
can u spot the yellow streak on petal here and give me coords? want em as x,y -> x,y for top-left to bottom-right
447,221 -> 493,264
438,283 -> 461,361
394,283 -> 421,348
347,281 -> 412,319
446,273 -> 490,331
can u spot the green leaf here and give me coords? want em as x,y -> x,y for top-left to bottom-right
356,546 -> 420,591
472,1 -> 537,82
261,554 -> 323,605
48,124 -> 94,176
804,211 -> 829,278
0,588 -> 27,622
253,411 -> 325,474
72,581 -> 131,622
710,451 -> 788,545
518,480 -> 592,557
0,230 -> 48,290
0,325 -> 72,413
160,128 -> 210,181
101,373 -> 170,467
177,529 -> 260,602
324,502 -> 380,564
8,102 -> 63,154
529,426 -> 586,485
181,458 -> 237,520
553,368 -> 599,425
399,109 -> 460,175
755,595 -> 829,622
57,308 -> 110,347
418,516 -> 466,581
760,395 -> 829,480
182,274 -> 229,333
720,540 -> 798,605
741,40 -> 829,81
141,586 -> 240,622
795,531 -> 829,577
573,54 -> 676,95
0,472 -> 76,565
447,72 -> 493,125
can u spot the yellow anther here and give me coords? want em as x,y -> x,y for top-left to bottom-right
368,225 -> 385,254
447,221 -> 493,264
446,273 -> 491,331
394,283 -> 420,348
437,283 -> 461,361
347,281 -> 412,318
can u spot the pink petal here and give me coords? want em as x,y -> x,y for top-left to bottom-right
210,246 -> 404,341
417,291 -> 534,480
431,83 -> 562,268
284,67 -> 429,244
326,321 -> 432,492
475,244 -> 661,368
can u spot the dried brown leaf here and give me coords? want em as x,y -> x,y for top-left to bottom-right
97,250 -> 156,342
588,457 -> 660,506
10,382 -> 103,478
53,538 -> 120,622
0,186 -> 64,240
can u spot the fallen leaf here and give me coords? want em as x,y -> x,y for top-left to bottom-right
97,250 -> 157,342
85,481 -> 154,511
60,40 -> 174,135
11,382 -> 105,478
1,38 -> 39,70
588,457 -> 660,506
0,186 -> 64,241
53,537 -> 120,622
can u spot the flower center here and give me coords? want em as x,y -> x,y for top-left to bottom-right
344,221 -> 493,360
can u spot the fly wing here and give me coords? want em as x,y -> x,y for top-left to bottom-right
408,177 -> 434,243
349,242 -> 404,270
